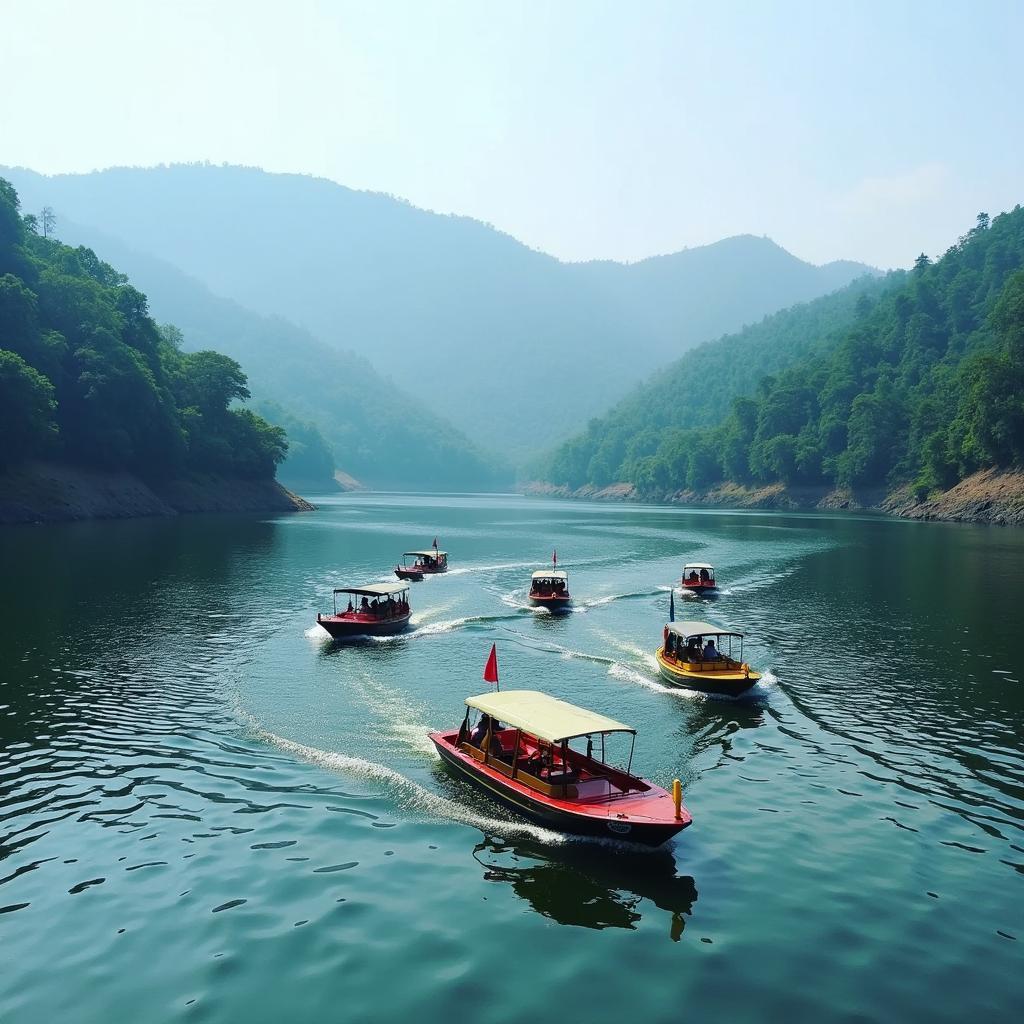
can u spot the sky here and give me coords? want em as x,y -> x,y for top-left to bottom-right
1,0 -> 1022,269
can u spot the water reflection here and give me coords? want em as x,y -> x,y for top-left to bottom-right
684,698 -> 768,762
471,835 -> 698,939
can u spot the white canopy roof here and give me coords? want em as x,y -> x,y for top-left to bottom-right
682,563 -> 715,570
334,583 -> 409,597
404,550 -> 447,557
667,620 -> 743,639
531,570 -> 568,580
465,690 -> 633,743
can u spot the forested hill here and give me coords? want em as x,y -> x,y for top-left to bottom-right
542,271 -> 902,487
541,206 -> 1024,500
2,165 -> 875,458
37,218 -> 508,490
0,178 -> 286,483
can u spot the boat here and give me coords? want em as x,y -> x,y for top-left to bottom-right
681,562 -> 717,592
656,619 -> 761,696
528,569 -> 572,612
316,583 -> 412,639
429,689 -> 692,846
394,546 -> 448,581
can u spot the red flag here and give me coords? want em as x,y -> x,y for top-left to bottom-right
483,643 -> 499,685
553,549 -> 557,566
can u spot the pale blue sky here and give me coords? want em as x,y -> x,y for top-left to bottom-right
1,0 -> 1021,268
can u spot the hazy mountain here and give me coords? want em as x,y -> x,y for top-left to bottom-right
543,206 -> 1024,500
3,165 -> 877,459
38,216 -> 508,490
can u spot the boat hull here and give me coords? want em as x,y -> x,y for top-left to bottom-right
429,734 -> 688,847
656,648 -> 759,696
316,613 -> 411,640
528,594 -> 573,613
681,581 -> 717,593
395,566 -> 447,581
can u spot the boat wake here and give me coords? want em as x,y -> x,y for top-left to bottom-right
444,561 -> 540,577
249,725 -> 566,844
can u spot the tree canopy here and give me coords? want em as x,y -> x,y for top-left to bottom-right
0,177 -> 286,480
542,207 -> 1024,499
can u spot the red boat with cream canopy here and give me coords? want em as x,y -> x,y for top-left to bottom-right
429,689 -> 691,846
316,583 -> 411,640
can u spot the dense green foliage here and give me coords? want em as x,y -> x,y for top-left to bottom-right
542,272 -> 898,487
544,207 -> 1024,497
2,164 -> 873,458
0,179 -> 285,479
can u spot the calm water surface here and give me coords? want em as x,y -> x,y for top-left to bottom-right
1,495 -> 1022,1021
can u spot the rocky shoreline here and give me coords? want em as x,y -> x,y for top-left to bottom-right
523,466 -> 1024,526
0,461 -> 314,525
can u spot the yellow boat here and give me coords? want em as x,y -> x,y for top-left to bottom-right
656,620 -> 760,696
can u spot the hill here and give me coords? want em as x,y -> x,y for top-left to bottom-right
541,206 -> 1024,504
2,164 -> 876,458
33,218 -> 509,490
541,271 -> 901,487
0,177 -> 291,497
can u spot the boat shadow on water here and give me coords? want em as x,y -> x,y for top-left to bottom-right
683,697 -> 769,762
471,835 -> 699,939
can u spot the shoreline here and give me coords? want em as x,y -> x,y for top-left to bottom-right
0,461 -> 314,526
522,466 -> 1024,526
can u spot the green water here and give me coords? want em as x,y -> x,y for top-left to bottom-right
1,495 -> 1022,1021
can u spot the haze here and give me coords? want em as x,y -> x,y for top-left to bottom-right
2,0 -> 1022,269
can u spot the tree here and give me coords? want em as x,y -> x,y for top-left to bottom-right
176,350 -> 250,415
0,349 -> 57,466
41,206 -> 56,239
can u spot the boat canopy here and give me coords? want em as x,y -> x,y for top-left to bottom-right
465,689 -> 633,744
682,563 -> 715,571
667,620 -> 742,640
333,583 -> 410,597
531,570 -> 568,580
404,550 -> 447,557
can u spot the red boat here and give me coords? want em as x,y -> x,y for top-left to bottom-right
316,583 -> 411,640
395,548 -> 448,581
528,569 -> 572,613
430,690 -> 692,846
681,562 -> 717,592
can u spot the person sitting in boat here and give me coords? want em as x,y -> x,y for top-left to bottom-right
687,570 -> 699,584
703,638 -> 719,660
360,596 -> 370,613
346,599 -> 354,613
469,714 -> 492,748
700,568 -> 710,583
685,638 -> 701,662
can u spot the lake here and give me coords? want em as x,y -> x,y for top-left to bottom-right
1,494 -> 1022,1021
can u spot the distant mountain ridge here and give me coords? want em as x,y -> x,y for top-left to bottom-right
2,165 -> 878,458
40,216 -> 508,490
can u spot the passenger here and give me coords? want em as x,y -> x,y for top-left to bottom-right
687,570 -> 699,584
700,568 -> 710,583
360,596 -> 370,613
469,714 -> 491,747
346,599 -> 354,613
488,722 -> 505,758
703,638 -> 718,660
685,639 -> 701,661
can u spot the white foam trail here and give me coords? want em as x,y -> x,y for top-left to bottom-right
254,727 -> 564,843
444,561 -> 538,576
